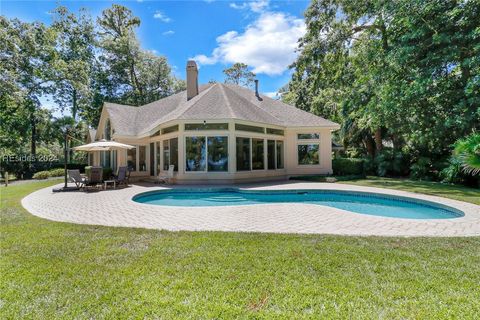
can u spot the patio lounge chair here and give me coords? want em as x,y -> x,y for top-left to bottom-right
114,166 -> 129,187
68,169 -> 85,189
85,166 -> 103,191
157,165 -> 174,184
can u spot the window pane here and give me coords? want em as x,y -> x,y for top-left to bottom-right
266,128 -> 284,136
276,141 -> 284,169
185,123 -> 229,131
185,136 -> 206,171
163,140 -> 170,171
139,145 -> 146,171
161,125 -> 179,134
156,142 -> 161,173
236,137 -> 250,171
252,139 -> 264,170
267,140 -> 275,170
127,147 -> 136,171
208,136 -> 228,171
235,123 -> 265,134
298,133 -> 320,140
170,138 -> 178,171
298,144 -> 319,165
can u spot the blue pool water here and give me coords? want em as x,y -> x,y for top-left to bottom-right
133,189 -> 464,219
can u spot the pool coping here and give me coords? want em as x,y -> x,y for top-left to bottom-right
22,181 -> 480,237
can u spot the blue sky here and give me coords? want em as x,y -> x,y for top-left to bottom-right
1,0 -> 309,116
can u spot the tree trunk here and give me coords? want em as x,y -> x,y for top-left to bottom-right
69,89 -> 77,163
364,135 -> 375,158
29,105 -> 36,157
374,128 -> 383,153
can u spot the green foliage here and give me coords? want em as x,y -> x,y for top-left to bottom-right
410,157 -> 434,181
32,168 -> 66,179
286,0 -> 480,174
332,158 -> 365,176
223,63 -> 256,88
49,168 -> 66,177
103,167 -> 113,180
32,171 -> 50,179
454,132 -> 480,176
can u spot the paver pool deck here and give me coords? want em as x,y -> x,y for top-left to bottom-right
22,181 -> 480,237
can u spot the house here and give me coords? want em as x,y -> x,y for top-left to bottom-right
90,60 -> 340,183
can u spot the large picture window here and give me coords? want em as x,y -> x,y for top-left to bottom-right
139,145 -> 146,171
267,140 -> 284,170
276,141 -> 284,169
236,137 -> 250,171
185,137 -> 206,171
163,138 -> 178,171
298,144 -> 319,165
267,140 -> 275,170
127,147 -> 136,171
252,138 -> 264,170
207,136 -> 228,171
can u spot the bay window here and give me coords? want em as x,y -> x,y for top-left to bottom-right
163,138 -> 178,171
252,138 -> 264,170
185,136 -> 206,171
207,136 -> 228,171
236,137 -> 250,171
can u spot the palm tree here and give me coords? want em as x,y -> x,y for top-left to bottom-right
454,133 -> 480,176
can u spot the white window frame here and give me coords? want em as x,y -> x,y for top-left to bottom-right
184,134 -> 229,173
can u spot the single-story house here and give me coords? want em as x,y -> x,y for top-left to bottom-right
89,60 -> 340,183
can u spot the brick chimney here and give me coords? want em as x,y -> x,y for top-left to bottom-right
186,60 -> 199,100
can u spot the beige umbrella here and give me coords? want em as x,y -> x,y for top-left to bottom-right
73,139 -> 135,151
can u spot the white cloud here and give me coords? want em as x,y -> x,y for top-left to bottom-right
230,0 -> 269,13
264,91 -> 279,99
153,11 -> 171,23
162,30 -> 175,36
192,12 -> 305,76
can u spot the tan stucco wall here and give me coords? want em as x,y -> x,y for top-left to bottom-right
109,125 -> 332,183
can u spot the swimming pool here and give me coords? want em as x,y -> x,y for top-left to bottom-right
133,189 -> 464,219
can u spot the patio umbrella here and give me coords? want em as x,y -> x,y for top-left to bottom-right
73,139 -> 135,151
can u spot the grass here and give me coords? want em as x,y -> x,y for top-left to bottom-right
1,180 -> 480,318
339,176 -> 480,205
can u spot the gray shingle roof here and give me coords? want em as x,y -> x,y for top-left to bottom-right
104,83 -> 339,137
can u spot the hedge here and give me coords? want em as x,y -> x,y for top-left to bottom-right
332,158 -> 365,176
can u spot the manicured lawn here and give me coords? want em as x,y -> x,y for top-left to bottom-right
1,180 -> 479,318
339,176 -> 480,205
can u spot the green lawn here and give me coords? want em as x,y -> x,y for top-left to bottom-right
1,180 -> 479,319
339,176 -> 480,205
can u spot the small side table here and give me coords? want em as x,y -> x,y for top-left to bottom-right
104,180 -> 116,190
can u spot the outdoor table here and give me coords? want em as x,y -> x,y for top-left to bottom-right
104,180 -> 116,190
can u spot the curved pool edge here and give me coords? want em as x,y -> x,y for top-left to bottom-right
131,188 -> 465,220
22,182 -> 480,237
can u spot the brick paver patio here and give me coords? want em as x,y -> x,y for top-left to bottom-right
22,181 -> 480,237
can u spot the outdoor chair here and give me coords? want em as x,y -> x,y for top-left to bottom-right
157,165 -> 174,184
85,166 -> 103,191
114,166 -> 129,187
68,169 -> 85,189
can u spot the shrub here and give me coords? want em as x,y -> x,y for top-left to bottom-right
32,171 -> 50,179
48,168 -> 65,177
103,167 -> 113,180
410,157 -> 434,180
332,158 -> 365,176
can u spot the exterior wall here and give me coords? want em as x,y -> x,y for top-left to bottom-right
107,120 -> 335,184
284,128 -> 333,177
